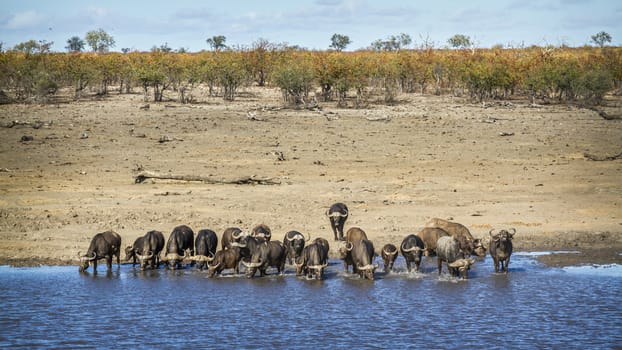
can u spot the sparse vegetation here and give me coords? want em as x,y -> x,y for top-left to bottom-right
0,40 -> 620,105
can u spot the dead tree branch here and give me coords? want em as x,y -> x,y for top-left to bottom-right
134,171 -> 281,185
584,151 -> 622,161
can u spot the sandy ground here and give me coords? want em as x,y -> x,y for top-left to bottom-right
1,87 -> 621,268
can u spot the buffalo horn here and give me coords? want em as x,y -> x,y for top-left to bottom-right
136,250 -> 154,261
383,247 -> 398,256
345,241 -> 353,251
231,241 -> 247,248
401,245 -> 421,253
357,264 -> 377,271
307,263 -> 328,270
79,251 -> 97,261
286,233 -> 304,242
241,261 -> 263,268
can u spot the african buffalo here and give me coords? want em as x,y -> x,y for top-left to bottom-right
190,229 -> 218,270
283,230 -> 310,265
136,230 -> 165,270
243,239 -> 286,278
124,236 -> 144,266
426,218 -> 486,257
207,247 -> 243,278
313,237 -> 330,258
326,202 -> 349,241
489,228 -> 515,273
295,242 -> 329,280
436,235 -> 476,279
251,224 -> 272,241
417,227 -> 449,257
338,241 -> 355,273
350,239 -> 377,280
221,227 -> 246,250
345,227 -> 368,242
78,230 -> 122,272
381,243 -> 399,272
400,234 -> 425,272
161,225 -> 194,270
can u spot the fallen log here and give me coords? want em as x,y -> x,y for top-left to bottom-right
584,151 -> 622,161
134,171 -> 280,185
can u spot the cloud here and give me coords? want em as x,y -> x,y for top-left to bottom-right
4,10 -> 46,29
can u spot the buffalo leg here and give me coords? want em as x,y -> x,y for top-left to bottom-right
337,223 -> 345,241
493,257 -> 500,273
437,259 -> 442,275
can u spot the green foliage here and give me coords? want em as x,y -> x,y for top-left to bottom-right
13,40 -> 53,54
272,56 -> 314,104
370,33 -> 412,51
214,52 -> 249,101
206,35 -> 227,51
66,36 -> 85,52
85,29 -> 115,53
329,34 -> 351,51
447,34 -> 472,49
591,31 -> 612,48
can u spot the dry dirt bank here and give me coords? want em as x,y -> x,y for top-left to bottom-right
1,88 -> 621,268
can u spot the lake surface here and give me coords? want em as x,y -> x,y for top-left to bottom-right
1,252 -> 621,349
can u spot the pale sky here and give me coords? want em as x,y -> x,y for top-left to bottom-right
1,0 -> 620,52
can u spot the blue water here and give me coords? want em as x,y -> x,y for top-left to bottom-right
0,253 -> 620,349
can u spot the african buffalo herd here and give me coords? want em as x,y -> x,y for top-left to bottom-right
78,202 -> 516,280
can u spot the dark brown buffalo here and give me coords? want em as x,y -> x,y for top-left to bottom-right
78,230 -> 122,272
295,242 -> 329,280
345,227 -> 368,242
417,227 -> 449,257
436,235 -> 476,279
161,225 -> 194,269
426,218 -> 486,257
221,227 -> 246,250
251,224 -> 272,241
135,230 -> 165,270
207,247 -> 243,278
243,239 -> 286,278
326,202 -> 349,241
350,239 -> 377,280
124,236 -> 144,266
489,228 -> 515,273
283,230 -> 310,265
338,241 -> 355,273
400,234 -> 425,272
381,243 -> 399,272
190,229 -> 218,270
313,237 -> 330,258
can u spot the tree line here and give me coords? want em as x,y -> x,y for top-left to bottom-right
0,42 -> 620,106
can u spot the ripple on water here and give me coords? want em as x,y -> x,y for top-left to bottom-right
0,256 -> 621,348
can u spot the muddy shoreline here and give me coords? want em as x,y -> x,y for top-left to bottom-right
2,231 -> 621,268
